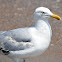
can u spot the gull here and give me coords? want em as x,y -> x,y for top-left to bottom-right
0,7 -> 61,62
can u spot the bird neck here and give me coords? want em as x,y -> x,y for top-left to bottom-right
35,18 -> 51,36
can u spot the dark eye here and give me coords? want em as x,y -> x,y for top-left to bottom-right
42,12 -> 45,14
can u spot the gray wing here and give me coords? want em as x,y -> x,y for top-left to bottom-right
0,31 -> 6,34
3,28 -> 31,42
0,28 -> 34,51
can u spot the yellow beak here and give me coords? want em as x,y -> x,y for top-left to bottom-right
51,14 -> 61,20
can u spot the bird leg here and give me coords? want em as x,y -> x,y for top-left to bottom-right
23,59 -> 26,62
14,58 -> 19,62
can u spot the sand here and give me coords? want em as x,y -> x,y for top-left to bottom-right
0,0 -> 62,62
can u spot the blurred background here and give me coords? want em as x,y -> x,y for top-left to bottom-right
0,0 -> 62,62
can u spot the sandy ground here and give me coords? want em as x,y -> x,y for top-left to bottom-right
0,0 -> 62,62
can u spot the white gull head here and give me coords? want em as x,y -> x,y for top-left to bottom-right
34,7 -> 61,20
